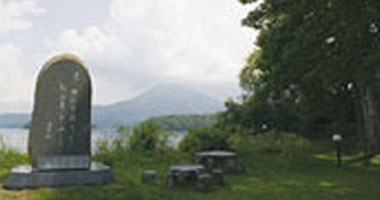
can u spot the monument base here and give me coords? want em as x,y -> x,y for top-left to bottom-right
3,162 -> 114,190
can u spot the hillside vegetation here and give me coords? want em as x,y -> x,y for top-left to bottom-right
145,114 -> 217,132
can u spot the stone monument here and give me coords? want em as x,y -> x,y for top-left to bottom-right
4,54 -> 114,189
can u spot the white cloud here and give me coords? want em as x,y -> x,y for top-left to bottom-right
106,0 -> 255,82
0,0 -> 45,34
43,0 -> 257,105
47,27 -> 125,60
0,44 -> 32,104
45,27 -> 137,103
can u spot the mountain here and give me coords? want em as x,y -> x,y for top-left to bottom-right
92,83 -> 225,128
0,83 -> 225,129
0,113 -> 30,128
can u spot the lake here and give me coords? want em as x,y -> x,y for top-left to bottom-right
0,128 -> 185,154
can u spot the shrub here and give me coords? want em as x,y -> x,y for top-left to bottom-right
94,121 -> 171,165
178,126 -> 231,154
228,131 -> 311,158
128,120 -> 171,153
0,142 -> 28,181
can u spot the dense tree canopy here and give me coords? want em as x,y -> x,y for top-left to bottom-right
223,0 -> 380,154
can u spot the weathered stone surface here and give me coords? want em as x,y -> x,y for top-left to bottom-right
196,173 -> 213,191
36,155 -> 90,171
211,169 -> 224,185
4,54 -> 114,190
4,163 -> 113,189
28,54 -> 92,168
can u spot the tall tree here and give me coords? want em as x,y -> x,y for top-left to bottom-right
233,0 -> 380,154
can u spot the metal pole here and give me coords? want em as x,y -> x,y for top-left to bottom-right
336,141 -> 342,167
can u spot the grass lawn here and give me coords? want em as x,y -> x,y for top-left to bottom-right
0,141 -> 379,200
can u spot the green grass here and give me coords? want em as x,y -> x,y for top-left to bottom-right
0,141 -> 379,200
0,148 -> 28,182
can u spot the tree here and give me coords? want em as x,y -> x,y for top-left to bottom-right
232,0 -> 380,155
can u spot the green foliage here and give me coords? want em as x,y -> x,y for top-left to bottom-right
95,121 -> 171,165
0,143 -> 28,182
142,114 -> 217,132
228,131 -> 311,160
3,136 -> 380,200
178,121 -> 312,162
1,128 -> 380,200
224,0 -> 380,144
117,125 -> 131,134
219,93 -> 302,134
95,134 -> 129,166
178,126 -> 232,154
129,121 -> 171,153
178,124 -> 254,154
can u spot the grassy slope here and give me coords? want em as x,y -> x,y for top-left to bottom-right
0,142 -> 379,200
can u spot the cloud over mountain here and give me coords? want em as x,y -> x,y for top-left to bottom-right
0,0 -> 256,113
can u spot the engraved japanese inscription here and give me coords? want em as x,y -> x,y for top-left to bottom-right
28,55 -> 92,169
4,54 -> 113,189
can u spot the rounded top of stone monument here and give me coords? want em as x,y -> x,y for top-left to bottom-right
41,53 -> 87,74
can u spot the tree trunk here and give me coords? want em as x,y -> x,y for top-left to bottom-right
355,86 -> 367,154
361,81 -> 380,155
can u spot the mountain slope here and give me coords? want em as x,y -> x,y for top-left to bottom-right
93,83 -> 225,128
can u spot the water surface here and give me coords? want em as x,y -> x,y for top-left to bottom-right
0,128 -> 118,154
0,128 -> 185,154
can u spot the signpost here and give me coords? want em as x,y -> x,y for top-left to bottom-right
332,134 -> 343,167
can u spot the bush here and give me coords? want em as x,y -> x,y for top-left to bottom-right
95,136 -> 128,166
178,126 -> 231,154
129,121 -> 171,153
228,131 -> 311,159
0,142 -> 28,181
94,121 -> 172,165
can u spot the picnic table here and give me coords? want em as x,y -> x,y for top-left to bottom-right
166,164 -> 211,189
195,150 -> 240,172
168,165 -> 205,173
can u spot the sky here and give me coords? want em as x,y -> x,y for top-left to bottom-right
0,0 -> 257,113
